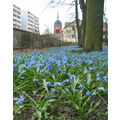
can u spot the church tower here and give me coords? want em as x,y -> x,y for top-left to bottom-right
54,11 -> 62,40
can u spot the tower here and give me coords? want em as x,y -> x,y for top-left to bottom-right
54,11 -> 62,40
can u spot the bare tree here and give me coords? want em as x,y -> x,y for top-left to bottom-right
43,25 -> 52,34
75,0 -> 81,45
79,0 -> 86,47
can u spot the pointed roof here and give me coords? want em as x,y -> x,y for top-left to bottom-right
54,11 -> 62,25
57,11 -> 59,20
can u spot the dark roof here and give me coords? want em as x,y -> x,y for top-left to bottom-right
63,19 -> 81,30
54,20 -> 62,25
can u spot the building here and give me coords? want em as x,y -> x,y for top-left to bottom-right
63,20 -> 81,42
54,12 -> 62,40
13,4 -> 22,29
21,10 -> 39,34
103,22 -> 108,39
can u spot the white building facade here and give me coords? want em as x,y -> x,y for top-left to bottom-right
21,10 -> 39,34
13,4 -> 22,29
63,20 -> 81,42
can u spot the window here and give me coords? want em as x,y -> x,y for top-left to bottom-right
72,26 -> 75,31
72,34 -> 75,38
56,29 -> 60,33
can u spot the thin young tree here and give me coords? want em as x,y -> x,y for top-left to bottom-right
75,0 -> 81,46
84,0 -> 104,51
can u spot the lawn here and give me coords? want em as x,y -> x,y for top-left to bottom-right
13,45 -> 108,120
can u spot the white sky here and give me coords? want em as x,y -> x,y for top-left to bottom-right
13,0 -> 82,34
13,0 -> 107,34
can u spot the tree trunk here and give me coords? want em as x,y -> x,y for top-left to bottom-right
79,0 -> 86,48
75,0 -> 81,45
84,0 -> 104,52
80,10 -> 86,48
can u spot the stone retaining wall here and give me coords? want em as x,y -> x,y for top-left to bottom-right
13,28 -> 77,49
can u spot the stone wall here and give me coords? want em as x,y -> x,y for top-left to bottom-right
13,28 -> 77,49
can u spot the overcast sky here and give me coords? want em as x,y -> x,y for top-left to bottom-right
13,0 -> 107,34
13,0 -> 82,34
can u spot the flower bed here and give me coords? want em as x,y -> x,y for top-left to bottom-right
13,45 -> 108,120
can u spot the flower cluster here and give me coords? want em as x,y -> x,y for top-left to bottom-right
15,94 -> 24,105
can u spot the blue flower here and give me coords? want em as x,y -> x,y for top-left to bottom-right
74,89 -> 77,93
88,61 -> 94,65
78,84 -> 84,88
46,96 -> 49,100
96,76 -> 102,81
21,77 -> 24,80
104,76 -> 108,83
96,73 -> 100,78
92,66 -> 97,70
100,71 -> 104,75
87,81 -> 91,85
47,64 -> 53,70
40,71 -> 43,75
98,87 -> 106,92
45,82 -> 52,88
65,88 -> 69,92
92,92 -> 97,96
15,94 -> 24,105
50,88 -> 55,93
54,82 -> 64,86
33,78 -> 38,82
86,90 -> 91,95
13,64 -> 17,71
45,70 -> 49,74
69,75 -> 75,81
64,79 -> 70,84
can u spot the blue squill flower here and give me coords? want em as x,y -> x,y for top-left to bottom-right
50,88 -> 55,93
96,76 -> 102,81
46,96 -> 49,100
21,77 -> 24,80
88,61 -> 94,65
45,70 -> 49,74
78,84 -> 84,88
33,78 -> 38,82
54,82 -> 64,86
96,73 -> 100,78
69,75 -> 75,81
65,88 -> 69,92
98,87 -> 106,92
104,76 -> 108,83
92,92 -> 97,96
86,90 -> 91,95
47,64 -> 53,70
64,79 -> 70,84
74,89 -> 77,93
45,82 -> 51,88
15,94 -> 24,105
13,64 -> 17,71
100,71 -> 104,75
92,66 -> 97,70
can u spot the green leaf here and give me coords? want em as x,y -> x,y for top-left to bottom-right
22,91 -> 38,106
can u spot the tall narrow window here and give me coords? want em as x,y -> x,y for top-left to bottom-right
56,29 -> 60,33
